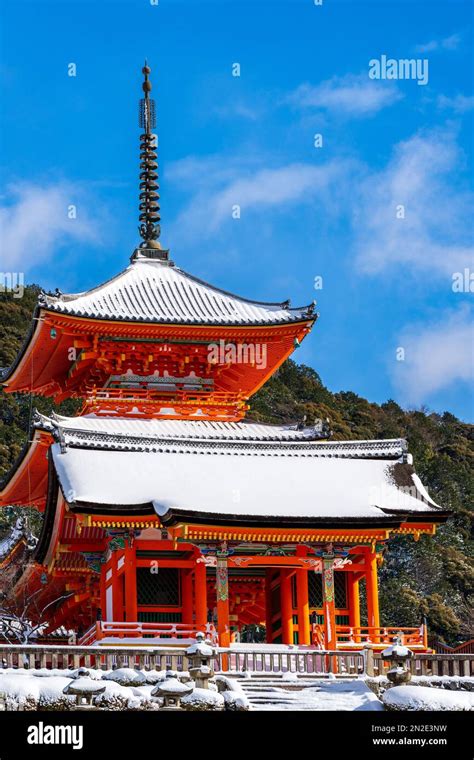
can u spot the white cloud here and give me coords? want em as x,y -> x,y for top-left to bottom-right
0,181 -> 103,272
167,155 -> 354,241
166,154 -> 253,189
391,306 -> 473,404
437,93 -> 474,114
287,73 -> 402,117
167,126 -> 472,283
415,33 -> 461,53
213,101 -> 262,121
206,162 -> 344,228
353,127 -> 474,276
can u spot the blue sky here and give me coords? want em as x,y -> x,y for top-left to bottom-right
1,0 -> 473,421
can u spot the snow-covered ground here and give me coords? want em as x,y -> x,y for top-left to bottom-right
0,668 -> 159,710
237,676 -> 383,711
0,668 -> 380,711
368,674 -> 474,696
2,667 -> 473,711
0,667 -> 247,711
383,685 -> 474,711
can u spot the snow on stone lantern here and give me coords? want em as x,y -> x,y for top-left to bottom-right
381,633 -> 413,686
186,631 -> 215,690
151,670 -> 193,710
63,668 -> 106,709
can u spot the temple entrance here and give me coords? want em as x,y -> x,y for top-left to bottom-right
206,569 -> 266,640
204,567 -> 350,645
98,541 -> 389,649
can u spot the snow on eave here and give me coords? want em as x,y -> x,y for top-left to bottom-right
50,442 -> 438,522
38,259 -> 315,326
32,412 -> 408,457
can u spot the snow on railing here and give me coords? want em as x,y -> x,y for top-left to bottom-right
329,625 -> 427,649
94,621 -> 218,644
213,648 -> 364,676
0,644 -> 191,672
368,650 -> 474,678
0,643 -> 363,676
1,644 -> 471,676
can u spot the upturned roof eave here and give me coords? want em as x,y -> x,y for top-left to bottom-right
1,305 -> 314,394
0,427 -> 51,506
40,303 -> 316,328
0,303 -> 43,387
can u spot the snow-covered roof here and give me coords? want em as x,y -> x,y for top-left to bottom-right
34,411 -> 377,448
45,416 -> 445,525
39,258 -> 314,326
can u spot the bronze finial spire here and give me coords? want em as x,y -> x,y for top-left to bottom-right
138,62 -> 161,247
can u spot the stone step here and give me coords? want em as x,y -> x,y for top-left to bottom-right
237,675 -> 331,711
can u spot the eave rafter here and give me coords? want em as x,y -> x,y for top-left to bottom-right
3,310 -> 313,419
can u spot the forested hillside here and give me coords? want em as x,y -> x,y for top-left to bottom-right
0,286 -> 472,643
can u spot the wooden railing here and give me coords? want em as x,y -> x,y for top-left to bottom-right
78,621 -> 218,645
312,625 -> 427,649
1,644 -> 471,677
0,644 -> 362,676
432,639 -> 474,655
213,649 -> 364,675
79,621 -> 428,650
367,650 -> 474,678
0,644 -> 191,673
88,387 -> 246,407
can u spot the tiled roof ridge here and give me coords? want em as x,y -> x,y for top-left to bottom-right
33,411 -> 407,459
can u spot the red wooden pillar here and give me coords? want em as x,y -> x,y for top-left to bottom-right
100,560 -> 107,620
280,569 -> 294,645
322,559 -> 337,650
265,569 -> 274,644
296,569 -> 310,645
124,542 -> 137,622
366,552 -> 380,630
112,552 -> 123,621
216,555 -> 230,647
348,572 -> 361,628
194,560 -> 208,630
181,568 -> 193,624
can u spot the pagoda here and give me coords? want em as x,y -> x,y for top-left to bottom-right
0,65 -> 449,651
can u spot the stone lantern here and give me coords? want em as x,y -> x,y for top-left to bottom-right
382,634 -> 413,686
151,670 -> 193,710
186,631 -> 215,690
63,669 -> 106,710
